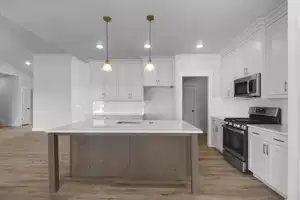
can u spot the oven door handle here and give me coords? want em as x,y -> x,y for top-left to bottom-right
247,80 -> 250,94
223,125 -> 245,134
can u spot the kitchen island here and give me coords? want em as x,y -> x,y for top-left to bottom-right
47,120 -> 202,194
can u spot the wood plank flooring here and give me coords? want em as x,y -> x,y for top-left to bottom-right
0,128 -> 283,200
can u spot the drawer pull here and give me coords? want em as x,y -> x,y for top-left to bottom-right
252,132 -> 260,135
273,138 -> 284,143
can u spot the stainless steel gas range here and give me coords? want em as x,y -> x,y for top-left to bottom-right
223,107 -> 281,173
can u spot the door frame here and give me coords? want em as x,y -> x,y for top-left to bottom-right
182,85 -> 197,126
181,76 -> 209,139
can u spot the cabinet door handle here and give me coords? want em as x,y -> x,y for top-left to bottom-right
266,144 -> 269,156
273,138 -> 284,143
284,81 -> 288,92
252,132 -> 260,135
263,144 -> 265,154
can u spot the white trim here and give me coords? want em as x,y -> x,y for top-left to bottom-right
220,2 -> 287,57
179,75 -> 211,145
31,128 -> 46,132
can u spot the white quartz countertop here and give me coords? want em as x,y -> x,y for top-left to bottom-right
211,116 -> 226,120
248,124 -> 288,136
93,112 -> 144,116
46,120 -> 203,136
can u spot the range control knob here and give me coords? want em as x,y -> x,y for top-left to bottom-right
236,124 -> 241,128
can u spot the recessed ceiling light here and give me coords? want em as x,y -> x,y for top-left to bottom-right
96,44 -> 104,49
196,40 -> 204,49
25,61 -> 31,66
96,41 -> 104,49
144,41 -> 151,49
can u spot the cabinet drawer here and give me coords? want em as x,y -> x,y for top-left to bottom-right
271,134 -> 288,148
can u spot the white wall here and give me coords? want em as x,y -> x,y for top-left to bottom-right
174,54 -> 220,145
144,87 -> 174,120
33,54 -> 72,130
71,57 -> 92,123
287,1 -> 300,200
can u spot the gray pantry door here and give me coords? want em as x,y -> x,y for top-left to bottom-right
183,86 -> 196,126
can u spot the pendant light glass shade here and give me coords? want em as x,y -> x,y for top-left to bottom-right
145,15 -> 155,72
102,16 -> 112,72
145,59 -> 155,72
102,60 -> 112,72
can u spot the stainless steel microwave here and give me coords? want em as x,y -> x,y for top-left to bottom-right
234,73 -> 261,97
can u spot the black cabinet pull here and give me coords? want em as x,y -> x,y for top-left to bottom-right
273,138 -> 284,143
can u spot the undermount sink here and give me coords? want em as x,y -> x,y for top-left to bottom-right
116,121 -> 154,125
116,121 -> 142,124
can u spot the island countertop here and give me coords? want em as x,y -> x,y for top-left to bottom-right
46,120 -> 203,135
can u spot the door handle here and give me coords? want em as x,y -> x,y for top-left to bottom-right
192,110 -> 194,112
273,138 -> 284,143
284,81 -> 288,92
266,144 -> 269,156
263,144 -> 265,154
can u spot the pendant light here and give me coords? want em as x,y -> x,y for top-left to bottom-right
145,15 -> 155,72
102,16 -> 112,72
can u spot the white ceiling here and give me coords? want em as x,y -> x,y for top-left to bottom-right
0,0 -> 286,61
0,15 -> 65,75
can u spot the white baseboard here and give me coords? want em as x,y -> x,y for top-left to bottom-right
31,128 -> 46,132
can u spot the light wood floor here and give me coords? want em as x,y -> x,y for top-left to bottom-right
0,128 -> 283,200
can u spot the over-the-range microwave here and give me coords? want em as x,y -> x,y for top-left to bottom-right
234,73 -> 261,98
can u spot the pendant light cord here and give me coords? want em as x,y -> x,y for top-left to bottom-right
106,21 -> 108,62
149,20 -> 152,61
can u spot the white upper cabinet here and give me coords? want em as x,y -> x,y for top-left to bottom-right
90,61 -> 112,101
143,58 -> 174,87
239,30 -> 264,76
90,60 -> 143,101
266,15 -> 288,98
118,60 -> 143,101
104,64 -> 118,100
221,52 -> 235,98
212,64 -> 221,98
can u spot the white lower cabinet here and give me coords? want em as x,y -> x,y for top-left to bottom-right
270,137 -> 288,197
249,127 -> 287,198
211,118 -> 224,152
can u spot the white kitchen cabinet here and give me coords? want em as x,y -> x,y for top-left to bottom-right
143,58 -> 174,87
90,60 -> 143,101
249,127 -> 288,198
221,52 -> 235,98
212,65 -> 221,98
250,131 -> 265,179
249,129 -> 271,183
238,29 -> 264,77
118,61 -> 143,101
270,136 -> 288,197
211,119 -> 218,148
211,118 -> 224,152
266,15 -> 288,98
105,65 -> 118,100
90,61 -> 117,101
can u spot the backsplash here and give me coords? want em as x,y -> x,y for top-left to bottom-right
144,87 -> 174,120
93,101 -> 144,114
212,97 -> 288,125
